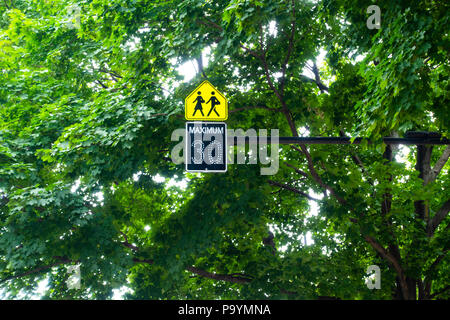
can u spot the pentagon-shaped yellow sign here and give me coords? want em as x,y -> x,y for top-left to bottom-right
185,81 -> 228,121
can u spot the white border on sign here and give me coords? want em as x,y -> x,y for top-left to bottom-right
185,121 -> 228,173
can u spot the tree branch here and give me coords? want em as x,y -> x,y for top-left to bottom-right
284,162 -> 309,179
267,179 -> 320,201
262,231 -> 276,255
429,285 -> 450,299
120,231 -> 139,251
364,235 -> 410,299
95,79 -> 108,89
282,113 -> 408,298
279,0 -> 296,95
229,105 -> 282,114
290,143 -> 408,297
196,55 -> 208,79
239,43 -> 262,59
311,61 -> 329,93
427,145 -> 450,184
132,258 -> 252,284
427,199 -> 450,237
426,248 -> 448,281
260,53 -> 284,103
424,248 -> 448,298
186,266 -> 252,284
380,145 -> 403,276
196,18 -> 264,60
292,144 -> 347,205
132,258 -> 154,264
196,18 -> 222,31
0,256 -> 72,284
299,75 -> 329,92
339,130 -> 374,186
198,16 -> 283,110
97,68 -> 123,79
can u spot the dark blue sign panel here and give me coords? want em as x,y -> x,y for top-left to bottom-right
185,122 -> 227,173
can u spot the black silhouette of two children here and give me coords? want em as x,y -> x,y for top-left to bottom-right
192,91 -> 220,117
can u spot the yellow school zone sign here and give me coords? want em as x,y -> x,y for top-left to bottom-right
185,81 -> 228,121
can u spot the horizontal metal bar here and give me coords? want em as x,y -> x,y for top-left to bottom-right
227,136 -> 450,145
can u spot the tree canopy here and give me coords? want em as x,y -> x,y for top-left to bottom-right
0,0 -> 448,300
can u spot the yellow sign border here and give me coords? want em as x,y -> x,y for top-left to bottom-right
184,80 -> 228,121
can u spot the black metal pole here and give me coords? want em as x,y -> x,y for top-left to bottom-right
228,136 -> 450,145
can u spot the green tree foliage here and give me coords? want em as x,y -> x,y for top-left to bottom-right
0,0 -> 448,299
